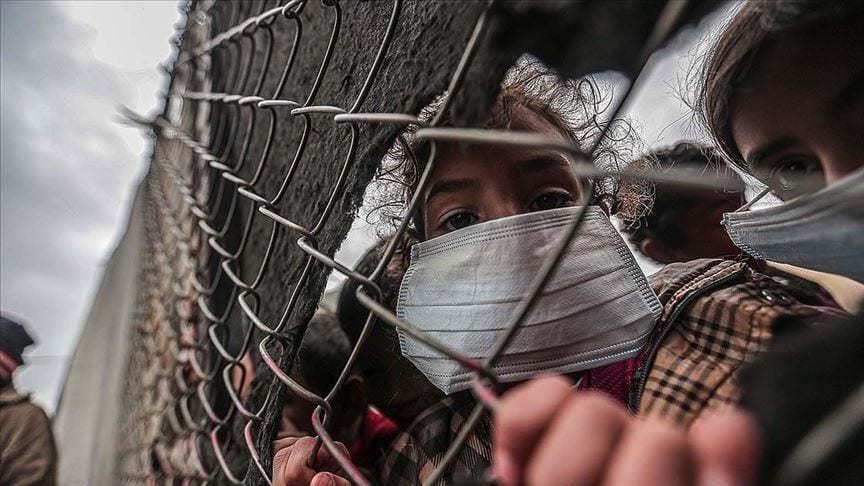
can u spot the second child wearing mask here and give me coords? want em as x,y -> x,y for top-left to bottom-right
272,57 -> 839,485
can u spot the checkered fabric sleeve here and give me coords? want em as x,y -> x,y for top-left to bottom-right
378,393 -> 492,486
640,259 -> 835,425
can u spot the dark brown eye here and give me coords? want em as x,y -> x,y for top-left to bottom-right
529,191 -> 576,212
443,212 -> 478,232
769,158 -> 824,198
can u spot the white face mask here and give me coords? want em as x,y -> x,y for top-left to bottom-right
396,206 -> 662,394
723,167 -> 864,283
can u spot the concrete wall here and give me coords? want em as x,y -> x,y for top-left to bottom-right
53,183 -> 145,486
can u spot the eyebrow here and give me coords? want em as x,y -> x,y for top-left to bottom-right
425,156 -> 571,205
745,137 -> 799,169
424,178 -> 479,205
509,156 -> 571,177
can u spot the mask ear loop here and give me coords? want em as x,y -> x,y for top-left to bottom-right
735,185 -> 773,213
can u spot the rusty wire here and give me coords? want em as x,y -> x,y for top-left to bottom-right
117,0 -> 724,484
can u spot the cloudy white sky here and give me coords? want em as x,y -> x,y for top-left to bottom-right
1,0 -> 183,411
0,1 -> 731,413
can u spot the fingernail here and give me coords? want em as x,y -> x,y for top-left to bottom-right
316,473 -> 336,486
700,468 -> 737,486
491,456 -> 518,486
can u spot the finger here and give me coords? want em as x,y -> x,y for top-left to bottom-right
310,472 -> 352,486
316,440 -> 352,474
523,391 -> 628,486
277,437 -> 323,485
602,419 -> 692,486
273,439 -> 300,486
273,436 -> 301,451
493,375 -> 574,486
689,408 -> 761,486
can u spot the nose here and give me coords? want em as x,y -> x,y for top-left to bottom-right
819,125 -> 863,185
486,197 -> 523,221
824,155 -> 862,185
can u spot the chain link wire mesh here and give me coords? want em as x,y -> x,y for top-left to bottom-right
118,0 -> 724,483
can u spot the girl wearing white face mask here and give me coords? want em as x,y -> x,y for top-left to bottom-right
273,64 -> 659,486
388,60 -> 843,421
372,66 -> 669,485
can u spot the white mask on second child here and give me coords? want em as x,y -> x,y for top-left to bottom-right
723,167 -> 864,283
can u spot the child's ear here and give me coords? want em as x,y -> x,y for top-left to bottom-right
640,238 -> 675,265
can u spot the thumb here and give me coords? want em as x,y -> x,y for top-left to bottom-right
689,408 -> 762,486
492,375 -> 574,485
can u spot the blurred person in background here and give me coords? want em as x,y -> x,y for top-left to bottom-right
257,310 -> 399,474
0,314 -> 57,486
620,142 -> 745,264
274,311 -> 399,467
335,240 -> 445,431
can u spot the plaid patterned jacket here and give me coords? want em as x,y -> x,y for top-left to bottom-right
630,258 -> 843,424
378,258 -> 842,484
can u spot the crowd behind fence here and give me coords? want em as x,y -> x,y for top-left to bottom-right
118,0 -> 718,484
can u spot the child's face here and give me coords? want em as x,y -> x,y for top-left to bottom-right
421,106 -> 584,239
730,17 -> 864,200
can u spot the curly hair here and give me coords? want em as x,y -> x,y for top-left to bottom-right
366,56 -> 644,239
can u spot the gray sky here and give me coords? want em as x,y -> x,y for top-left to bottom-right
0,1 -> 733,413
1,0 -> 182,411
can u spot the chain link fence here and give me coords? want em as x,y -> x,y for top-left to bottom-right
118,0 -> 721,484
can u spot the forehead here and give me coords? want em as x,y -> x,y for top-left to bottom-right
431,103 -> 573,176
745,20 -> 862,91
730,19 -> 864,156
430,144 -> 566,186
490,101 -> 572,138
